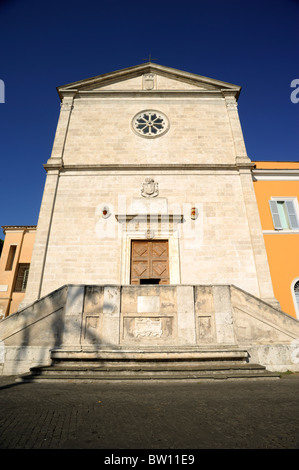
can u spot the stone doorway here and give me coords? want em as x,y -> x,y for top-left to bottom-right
130,240 -> 169,285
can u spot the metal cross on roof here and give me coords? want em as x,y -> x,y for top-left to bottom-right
142,53 -> 158,63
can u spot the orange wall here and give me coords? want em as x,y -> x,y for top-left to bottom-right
253,162 -> 299,318
263,234 -> 299,318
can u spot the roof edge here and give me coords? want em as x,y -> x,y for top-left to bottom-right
56,62 -> 242,101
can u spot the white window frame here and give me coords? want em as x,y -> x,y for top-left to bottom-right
291,278 -> 299,319
269,197 -> 299,232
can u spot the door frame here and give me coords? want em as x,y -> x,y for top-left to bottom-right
120,231 -> 180,285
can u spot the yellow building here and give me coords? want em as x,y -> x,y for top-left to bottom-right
253,162 -> 299,319
0,226 -> 36,318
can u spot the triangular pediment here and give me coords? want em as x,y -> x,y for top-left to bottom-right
57,62 -> 241,99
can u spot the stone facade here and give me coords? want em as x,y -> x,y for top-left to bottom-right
21,63 -> 276,308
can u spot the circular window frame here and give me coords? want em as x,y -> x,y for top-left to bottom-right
132,110 -> 170,139
291,277 -> 299,319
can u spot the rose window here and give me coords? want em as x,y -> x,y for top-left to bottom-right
132,110 -> 169,138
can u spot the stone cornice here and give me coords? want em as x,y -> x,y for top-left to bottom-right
74,89 -> 238,98
115,214 -> 184,223
1,225 -> 37,232
252,169 -> 299,180
43,162 -> 254,173
57,89 -> 240,102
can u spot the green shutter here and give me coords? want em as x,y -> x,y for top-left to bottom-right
269,200 -> 282,230
285,200 -> 299,229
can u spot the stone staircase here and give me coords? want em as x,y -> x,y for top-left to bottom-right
19,348 -> 281,382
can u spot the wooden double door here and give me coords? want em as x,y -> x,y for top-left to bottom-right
130,240 -> 169,285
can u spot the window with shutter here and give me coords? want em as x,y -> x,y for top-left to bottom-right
14,264 -> 30,292
269,201 -> 282,229
269,199 -> 299,231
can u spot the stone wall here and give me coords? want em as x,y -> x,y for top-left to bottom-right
23,170 -> 275,306
0,286 -> 67,375
1,284 -> 299,375
61,97 -> 236,167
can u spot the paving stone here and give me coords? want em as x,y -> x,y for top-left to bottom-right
0,374 -> 298,449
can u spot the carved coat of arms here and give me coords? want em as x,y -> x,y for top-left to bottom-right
135,318 -> 162,338
143,73 -> 155,90
141,178 -> 159,198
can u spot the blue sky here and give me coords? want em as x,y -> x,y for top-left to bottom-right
0,0 -> 298,239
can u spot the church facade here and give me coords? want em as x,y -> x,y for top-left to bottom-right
23,62 -> 276,306
1,63 -> 299,377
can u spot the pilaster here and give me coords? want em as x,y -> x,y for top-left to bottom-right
224,92 -> 250,163
61,285 -> 85,349
213,285 -> 235,344
19,170 -> 60,307
239,168 -> 279,305
176,286 -> 196,345
46,92 -> 76,167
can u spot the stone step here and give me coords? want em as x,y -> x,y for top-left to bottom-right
51,358 -> 248,368
17,347 -> 281,382
20,361 -> 281,382
20,370 -> 280,383
50,348 -> 249,363
29,362 -> 266,375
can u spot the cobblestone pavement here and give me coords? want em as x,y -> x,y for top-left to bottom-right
0,374 -> 299,450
